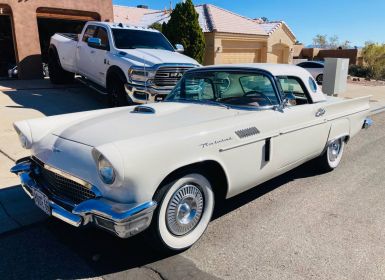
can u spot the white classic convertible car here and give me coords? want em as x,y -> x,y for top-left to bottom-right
11,64 -> 372,251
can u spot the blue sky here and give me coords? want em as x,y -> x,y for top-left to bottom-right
113,0 -> 385,47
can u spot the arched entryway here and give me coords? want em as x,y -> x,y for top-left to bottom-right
271,43 -> 290,64
0,5 -> 17,78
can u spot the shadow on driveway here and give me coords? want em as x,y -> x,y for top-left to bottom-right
2,82 -> 108,116
0,159 -> 326,279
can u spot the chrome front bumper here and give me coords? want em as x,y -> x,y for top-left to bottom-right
10,158 -> 157,238
125,83 -> 172,104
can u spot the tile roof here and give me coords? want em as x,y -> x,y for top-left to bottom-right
112,4 -> 295,38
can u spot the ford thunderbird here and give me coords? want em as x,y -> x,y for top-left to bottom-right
11,64 -> 372,251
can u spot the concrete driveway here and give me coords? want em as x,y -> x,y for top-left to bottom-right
0,80 -> 385,279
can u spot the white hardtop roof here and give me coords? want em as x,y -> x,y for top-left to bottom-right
196,63 -> 309,77
87,21 -> 160,33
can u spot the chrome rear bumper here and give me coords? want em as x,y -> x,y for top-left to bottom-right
362,117 -> 373,129
10,158 -> 157,238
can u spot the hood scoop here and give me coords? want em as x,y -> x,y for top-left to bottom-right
131,105 -> 155,114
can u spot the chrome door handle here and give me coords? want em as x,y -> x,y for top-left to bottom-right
315,108 -> 326,117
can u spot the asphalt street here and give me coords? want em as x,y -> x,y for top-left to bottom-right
0,81 -> 384,279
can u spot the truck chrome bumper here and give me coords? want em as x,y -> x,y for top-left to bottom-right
11,159 -> 157,238
125,83 -> 172,104
362,117 -> 373,129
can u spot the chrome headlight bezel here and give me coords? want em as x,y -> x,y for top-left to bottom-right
128,67 -> 156,83
97,154 -> 116,185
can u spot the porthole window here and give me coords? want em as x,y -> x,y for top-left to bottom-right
309,77 -> 318,93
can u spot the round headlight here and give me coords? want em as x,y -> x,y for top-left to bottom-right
98,155 -> 115,184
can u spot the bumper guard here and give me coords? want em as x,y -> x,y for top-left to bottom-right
10,159 -> 157,238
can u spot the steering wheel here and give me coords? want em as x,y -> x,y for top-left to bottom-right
244,91 -> 273,105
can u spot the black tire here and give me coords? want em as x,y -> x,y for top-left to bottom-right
107,74 -> 132,107
316,74 -> 323,85
48,49 -> 74,84
315,138 -> 345,172
150,173 -> 215,252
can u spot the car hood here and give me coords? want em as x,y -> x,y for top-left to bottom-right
118,48 -> 199,67
51,103 -> 238,147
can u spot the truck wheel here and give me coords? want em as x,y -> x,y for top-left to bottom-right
48,50 -> 74,84
151,173 -> 214,251
316,138 -> 345,172
107,75 -> 132,107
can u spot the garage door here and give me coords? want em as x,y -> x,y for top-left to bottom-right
221,40 -> 262,64
221,48 -> 262,64
0,12 -> 16,77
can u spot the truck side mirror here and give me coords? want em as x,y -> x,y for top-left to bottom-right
175,44 -> 184,53
87,37 -> 103,49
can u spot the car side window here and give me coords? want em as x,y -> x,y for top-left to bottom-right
277,76 -> 311,105
94,27 -> 110,50
82,25 -> 97,43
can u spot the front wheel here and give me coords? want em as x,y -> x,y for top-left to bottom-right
107,75 -> 132,107
316,138 -> 345,171
151,173 -> 214,251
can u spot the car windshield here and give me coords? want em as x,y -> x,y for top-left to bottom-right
166,70 -> 281,109
111,29 -> 174,51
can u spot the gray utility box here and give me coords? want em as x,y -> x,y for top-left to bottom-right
323,58 -> 349,96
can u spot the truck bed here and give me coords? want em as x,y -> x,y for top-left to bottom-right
56,33 -> 78,41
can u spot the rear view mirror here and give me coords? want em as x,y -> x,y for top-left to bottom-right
175,44 -> 184,53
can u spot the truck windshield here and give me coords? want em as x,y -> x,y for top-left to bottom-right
166,70 -> 281,109
112,29 -> 174,51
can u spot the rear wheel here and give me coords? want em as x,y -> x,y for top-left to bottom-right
316,74 -> 323,84
48,49 -> 74,84
151,173 -> 214,251
107,75 -> 132,107
316,138 -> 345,171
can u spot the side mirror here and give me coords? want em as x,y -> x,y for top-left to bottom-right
175,44 -> 184,53
87,37 -> 102,49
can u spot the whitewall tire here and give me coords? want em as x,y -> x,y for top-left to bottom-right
317,138 -> 345,171
152,173 -> 214,251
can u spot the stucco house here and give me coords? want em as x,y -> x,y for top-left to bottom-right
113,4 -> 296,66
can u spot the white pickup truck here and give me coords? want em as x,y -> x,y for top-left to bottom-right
48,21 -> 200,106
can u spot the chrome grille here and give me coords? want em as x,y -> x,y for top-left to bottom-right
154,66 -> 194,86
33,159 -> 96,205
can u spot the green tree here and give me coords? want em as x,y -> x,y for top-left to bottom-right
149,22 -> 163,32
362,42 -> 385,79
163,0 -> 205,64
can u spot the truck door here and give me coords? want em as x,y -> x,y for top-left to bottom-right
77,25 -> 110,86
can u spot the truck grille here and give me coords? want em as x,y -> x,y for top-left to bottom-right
32,158 -> 96,205
154,66 -> 194,86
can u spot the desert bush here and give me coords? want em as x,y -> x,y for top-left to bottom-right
362,42 -> 385,80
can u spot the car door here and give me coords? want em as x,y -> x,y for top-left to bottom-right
77,25 -> 110,85
272,76 -> 330,170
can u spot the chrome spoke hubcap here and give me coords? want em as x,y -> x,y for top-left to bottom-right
328,139 -> 342,162
166,184 -> 204,236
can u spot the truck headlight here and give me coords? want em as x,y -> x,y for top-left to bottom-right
128,67 -> 155,83
98,155 -> 116,184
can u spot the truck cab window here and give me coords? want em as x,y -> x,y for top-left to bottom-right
82,25 -> 97,42
94,27 -> 109,49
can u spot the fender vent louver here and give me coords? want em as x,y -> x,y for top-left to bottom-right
235,127 -> 260,138
132,106 -> 155,114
